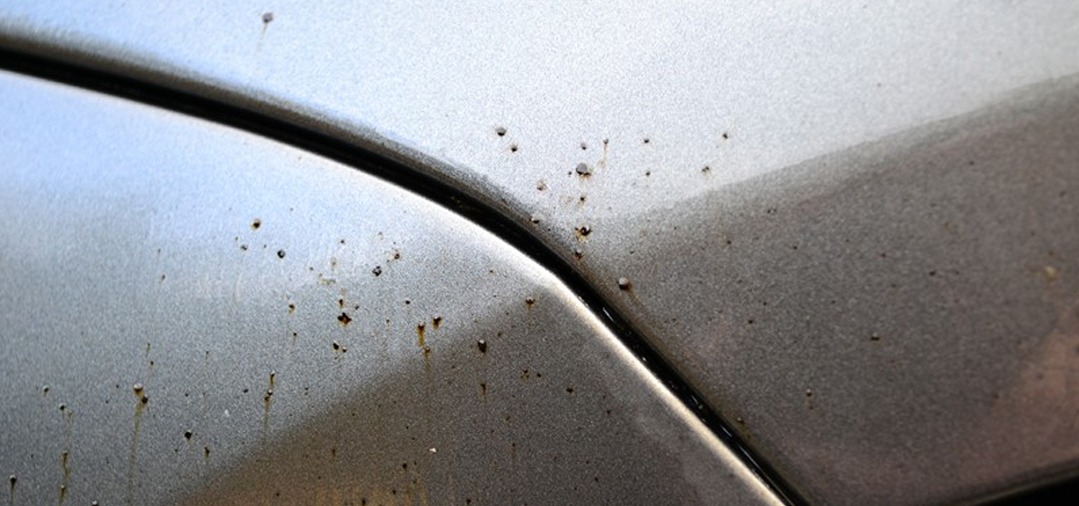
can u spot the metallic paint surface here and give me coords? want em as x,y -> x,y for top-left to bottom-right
2,2 -> 1079,503
0,71 -> 777,506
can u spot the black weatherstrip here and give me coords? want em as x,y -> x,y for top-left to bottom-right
0,46 -> 805,504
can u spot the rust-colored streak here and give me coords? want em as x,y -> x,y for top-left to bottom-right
128,383 -> 147,506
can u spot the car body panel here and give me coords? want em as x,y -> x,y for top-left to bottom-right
2,2 -> 1079,503
0,71 -> 777,505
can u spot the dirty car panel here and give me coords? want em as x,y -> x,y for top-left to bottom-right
0,71 -> 778,505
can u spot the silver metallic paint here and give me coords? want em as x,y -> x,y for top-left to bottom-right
2,2 -> 1079,503
0,71 -> 777,505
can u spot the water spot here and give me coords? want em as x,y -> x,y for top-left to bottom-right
277,249 -> 286,259
337,312 -> 352,326
617,277 -> 632,291
477,340 -> 487,354
575,163 -> 592,177
251,219 -> 261,230
1044,266 -> 1060,281
432,316 -> 443,329
372,265 -> 382,276
495,126 -> 507,137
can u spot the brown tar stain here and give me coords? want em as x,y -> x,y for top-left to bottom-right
574,225 -> 592,240
262,371 -> 276,443
337,312 -> 352,326
59,450 -> 69,505
127,383 -> 147,505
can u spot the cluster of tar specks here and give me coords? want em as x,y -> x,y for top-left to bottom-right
494,128 -> 734,288
493,125 -> 520,154
10,210 -> 628,505
232,217 -> 293,259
